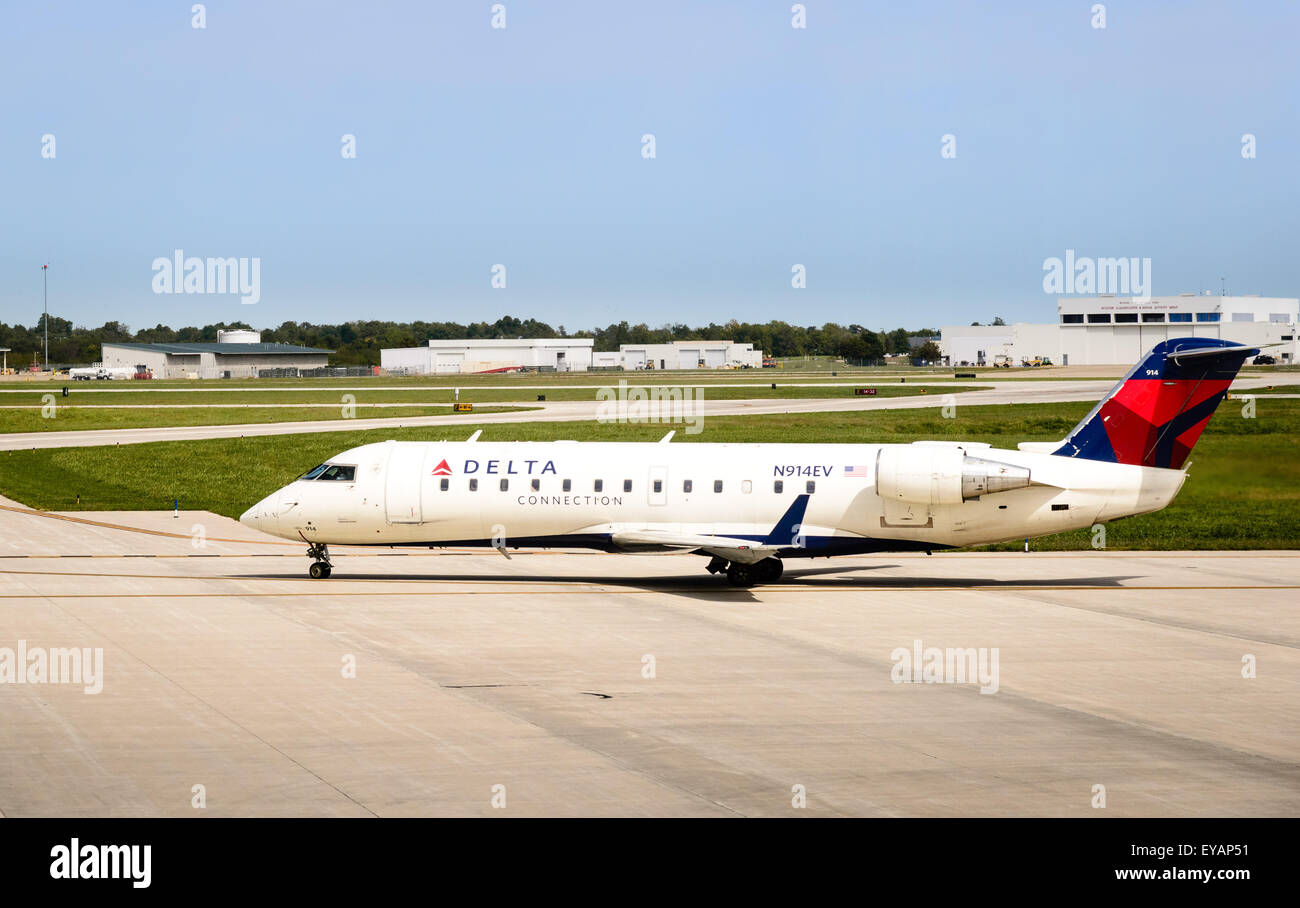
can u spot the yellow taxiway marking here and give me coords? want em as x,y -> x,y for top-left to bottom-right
0,586 -> 1295,599
0,567 -> 568,583
0,565 -> 1294,595
0,502 -> 296,545
0,551 -> 535,558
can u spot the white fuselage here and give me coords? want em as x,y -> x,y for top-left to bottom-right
240,439 -> 1187,555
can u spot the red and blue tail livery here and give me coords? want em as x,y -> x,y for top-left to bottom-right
1052,338 -> 1258,469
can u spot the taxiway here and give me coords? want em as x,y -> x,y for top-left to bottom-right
0,500 -> 1295,816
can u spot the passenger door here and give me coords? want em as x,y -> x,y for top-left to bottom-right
385,444 -> 428,524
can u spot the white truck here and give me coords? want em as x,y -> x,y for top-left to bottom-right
70,365 -> 135,380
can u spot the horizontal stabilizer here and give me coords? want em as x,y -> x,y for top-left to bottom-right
1167,344 -> 1260,361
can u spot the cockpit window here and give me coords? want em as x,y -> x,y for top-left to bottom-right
300,463 -> 356,481
317,464 -> 356,482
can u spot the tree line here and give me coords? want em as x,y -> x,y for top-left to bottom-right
0,314 -> 939,367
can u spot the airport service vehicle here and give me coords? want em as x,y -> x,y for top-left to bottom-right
71,366 -> 134,381
241,339 -> 1255,586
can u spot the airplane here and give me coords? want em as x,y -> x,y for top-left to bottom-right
240,338 -> 1257,586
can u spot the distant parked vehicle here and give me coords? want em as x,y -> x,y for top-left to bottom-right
1253,354 -> 1276,365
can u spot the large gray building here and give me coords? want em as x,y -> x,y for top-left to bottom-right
101,337 -> 332,379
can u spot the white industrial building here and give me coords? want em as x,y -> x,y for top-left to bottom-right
619,340 -> 762,370
941,295 -> 1298,366
381,338 -> 596,374
380,338 -> 763,373
101,332 -> 332,379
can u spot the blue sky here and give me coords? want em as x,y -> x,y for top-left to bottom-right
2,1 -> 1297,332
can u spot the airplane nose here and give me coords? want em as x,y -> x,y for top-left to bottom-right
240,491 -> 282,533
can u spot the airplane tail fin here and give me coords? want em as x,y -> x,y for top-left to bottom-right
1050,338 -> 1257,469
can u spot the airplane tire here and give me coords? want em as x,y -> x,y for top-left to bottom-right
309,562 -> 328,580
725,563 -> 754,587
758,557 -> 784,582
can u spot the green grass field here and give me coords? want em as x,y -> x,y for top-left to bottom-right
1241,384 -> 1300,395
0,369 -> 960,390
1,398 -> 1294,551
0,385 -> 979,432
0,405 -> 535,433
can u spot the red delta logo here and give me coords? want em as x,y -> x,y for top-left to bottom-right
431,459 -> 453,476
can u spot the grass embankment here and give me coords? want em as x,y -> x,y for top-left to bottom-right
0,369 -> 960,390
0,385 -> 979,432
0,399 -> 1294,550
1240,384 -> 1300,395
0,405 -> 533,433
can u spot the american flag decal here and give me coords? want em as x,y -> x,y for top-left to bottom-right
844,465 -> 870,478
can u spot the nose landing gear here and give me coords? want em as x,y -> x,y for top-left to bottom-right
306,542 -> 332,579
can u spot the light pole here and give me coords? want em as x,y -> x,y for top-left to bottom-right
42,263 -> 49,371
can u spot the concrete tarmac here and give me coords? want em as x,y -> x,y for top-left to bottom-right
0,499 -> 1295,816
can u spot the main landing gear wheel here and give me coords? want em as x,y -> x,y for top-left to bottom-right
724,557 -> 782,587
725,562 -> 754,587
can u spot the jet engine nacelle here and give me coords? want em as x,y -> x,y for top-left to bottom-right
875,445 -> 1031,505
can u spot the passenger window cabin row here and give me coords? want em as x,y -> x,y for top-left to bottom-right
301,464 -> 813,496
436,477 -> 817,494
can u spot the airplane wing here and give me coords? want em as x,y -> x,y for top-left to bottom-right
608,529 -> 781,564
609,494 -> 811,564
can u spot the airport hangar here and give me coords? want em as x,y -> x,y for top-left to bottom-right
380,338 -> 763,374
101,329 -> 332,379
940,294 -> 1299,366
609,340 -> 762,371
